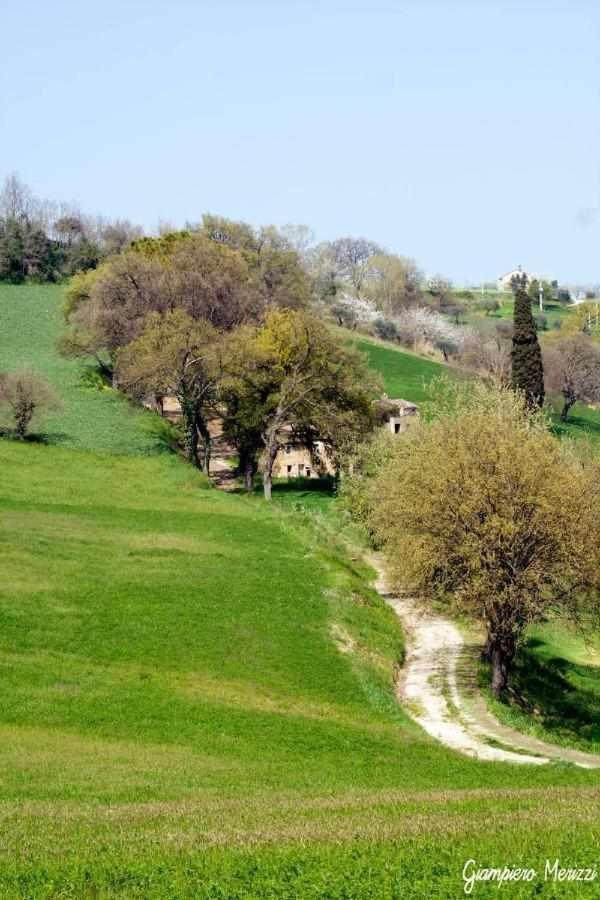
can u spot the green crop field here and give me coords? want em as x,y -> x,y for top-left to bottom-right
1,286 -> 600,898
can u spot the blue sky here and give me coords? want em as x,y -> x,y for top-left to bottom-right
1,0 -> 599,283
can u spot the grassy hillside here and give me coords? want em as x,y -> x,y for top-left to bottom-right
346,334 -> 446,402
485,623 -> 600,753
1,286 -> 600,897
0,284 -> 164,454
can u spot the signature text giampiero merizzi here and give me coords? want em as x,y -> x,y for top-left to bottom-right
463,859 -> 598,894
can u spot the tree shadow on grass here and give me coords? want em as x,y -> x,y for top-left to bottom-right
0,428 -> 71,446
552,414 -> 600,437
502,638 -> 600,747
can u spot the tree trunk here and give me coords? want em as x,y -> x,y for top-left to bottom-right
196,418 -> 211,476
184,417 -> 200,468
263,442 -> 279,501
488,633 -> 516,697
560,396 -> 575,422
240,449 -> 255,492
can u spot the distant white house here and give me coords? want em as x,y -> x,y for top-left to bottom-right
497,266 -> 540,292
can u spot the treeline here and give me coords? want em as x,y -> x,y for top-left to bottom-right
0,174 -> 142,283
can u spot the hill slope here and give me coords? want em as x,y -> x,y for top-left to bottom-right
0,284 -> 163,454
345,333 -> 446,402
1,286 -> 600,897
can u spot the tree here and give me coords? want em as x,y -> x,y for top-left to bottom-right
370,381 -> 600,696
0,173 -> 35,222
329,237 -> 383,297
0,218 -> 25,282
478,297 -> 500,316
116,310 -> 219,472
305,242 -> 339,305
200,216 -> 311,311
373,317 -> 399,342
544,335 -> 600,421
511,283 -> 544,408
425,275 -> 453,310
61,233 -> 264,374
364,253 -> 422,315
221,310 -> 380,498
459,326 -> 511,387
0,370 -> 60,439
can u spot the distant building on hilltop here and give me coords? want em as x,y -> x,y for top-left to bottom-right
497,265 -> 540,292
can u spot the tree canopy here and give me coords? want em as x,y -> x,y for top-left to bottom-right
221,309 -> 380,498
511,282 -> 545,408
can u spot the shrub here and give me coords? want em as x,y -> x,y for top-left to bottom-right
373,318 -> 398,341
0,369 -> 61,439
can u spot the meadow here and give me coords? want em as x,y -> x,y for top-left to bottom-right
0,285 -> 599,897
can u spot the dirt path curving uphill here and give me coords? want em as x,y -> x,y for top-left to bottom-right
373,557 -> 600,769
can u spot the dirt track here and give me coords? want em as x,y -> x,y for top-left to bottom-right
373,557 -> 600,769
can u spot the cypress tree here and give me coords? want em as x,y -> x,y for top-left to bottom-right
511,278 -> 545,408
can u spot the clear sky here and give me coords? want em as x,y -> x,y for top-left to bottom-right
1,0 -> 599,284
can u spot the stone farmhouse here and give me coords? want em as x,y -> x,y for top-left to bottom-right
149,395 -> 419,480
272,398 -> 419,478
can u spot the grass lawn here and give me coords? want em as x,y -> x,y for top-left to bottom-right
1,286 -> 600,897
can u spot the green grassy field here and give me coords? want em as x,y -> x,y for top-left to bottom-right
346,334 -> 447,402
459,291 -> 573,331
1,286 -> 600,897
0,284 -> 165,454
484,623 -> 600,754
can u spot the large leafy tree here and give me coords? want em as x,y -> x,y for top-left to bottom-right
371,381 -> 600,696
61,233 -> 263,375
511,279 -> 545,408
116,310 -> 220,472
221,310 -> 380,498
200,215 -> 311,310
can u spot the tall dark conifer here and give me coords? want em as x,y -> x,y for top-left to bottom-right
511,276 -> 544,408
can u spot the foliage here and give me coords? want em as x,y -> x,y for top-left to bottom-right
330,293 -> 378,328
373,317 -> 399,341
221,310 -> 381,497
0,368 -> 60,438
363,253 -> 422,314
339,428 -> 397,543
371,380 -> 600,695
61,235 -> 263,370
117,310 -> 219,471
328,236 -> 383,296
199,215 -> 311,310
477,297 -> 500,315
511,284 -> 545,408
394,305 -> 466,356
